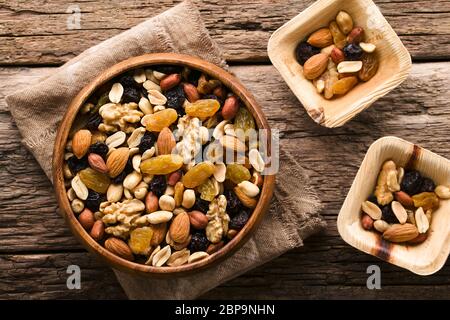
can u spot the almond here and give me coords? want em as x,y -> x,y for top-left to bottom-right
234,186 -> 257,208
157,127 -> 176,155
330,47 -> 345,64
150,222 -> 167,246
160,73 -> 181,91
219,135 -> 247,152
106,147 -> 129,178
303,53 -> 329,80
169,212 -> 190,243
183,83 -> 200,102
105,237 -> 134,261
394,191 -> 414,207
145,191 -> 159,213
88,153 -> 108,174
78,208 -> 95,230
347,26 -> 365,44
188,210 -> 208,230
307,28 -> 333,48
382,223 -> 419,243
90,220 -> 105,241
221,96 -> 239,120
72,129 -> 92,159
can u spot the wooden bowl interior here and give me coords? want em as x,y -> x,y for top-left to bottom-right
268,0 -> 411,127
337,136 -> 450,275
53,53 -> 276,276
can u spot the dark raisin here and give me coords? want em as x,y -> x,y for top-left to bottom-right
229,210 -> 250,230
193,198 -> 210,213
295,41 -> 321,65
367,194 -> 378,204
419,177 -> 435,193
381,205 -> 398,224
122,86 -> 141,103
124,157 -> 134,174
153,65 -> 182,75
85,190 -> 105,212
139,132 -> 157,153
88,142 -> 109,159
189,232 -> 209,252
165,85 -> 186,116
224,190 -> 242,215
186,69 -> 202,86
86,113 -> 102,131
149,175 -> 166,197
67,155 -> 88,175
343,43 -> 363,61
119,74 -> 138,88
401,170 -> 423,195
112,171 -> 127,184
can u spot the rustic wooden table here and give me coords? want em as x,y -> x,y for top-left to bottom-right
1,0 -> 449,299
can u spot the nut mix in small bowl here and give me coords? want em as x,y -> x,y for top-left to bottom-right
53,53 -> 275,275
338,137 -> 450,275
268,0 -> 411,127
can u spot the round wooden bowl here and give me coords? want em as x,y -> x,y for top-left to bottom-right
53,53 -> 276,277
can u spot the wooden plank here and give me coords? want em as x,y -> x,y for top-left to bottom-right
0,0 -> 449,65
0,62 -> 449,298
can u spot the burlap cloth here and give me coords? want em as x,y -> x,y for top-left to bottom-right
6,1 -> 326,299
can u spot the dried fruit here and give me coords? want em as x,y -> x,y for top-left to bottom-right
128,227 -> 153,255
189,232 -> 209,252
198,178 -> 217,201
86,113 -> 103,131
122,86 -> 141,103
382,224 -> 419,243
332,76 -> 358,95
303,53 -> 329,80
295,42 -> 321,65
85,190 -> 105,212
381,204 -> 398,224
67,155 -> 88,175
336,11 -> 353,34
140,154 -> 184,175
72,129 -> 92,159
79,168 -> 111,193
145,108 -> 178,132
148,175 -> 167,197
182,162 -> 216,188
358,54 -> 379,82
234,107 -> 255,136
343,43 -> 363,60
420,178 -> 436,193
139,131 -> 157,154
185,99 -> 220,120
165,85 -> 186,116
88,142 -> 109,159
229,210 -> 250,230
226,163 -> 251,184
307,28 -> 333,48
105,237 -> 134,261
329,21 -> 347,49
412,192 -> 439,211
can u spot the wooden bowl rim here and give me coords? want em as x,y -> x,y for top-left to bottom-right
52,53 -> 276,277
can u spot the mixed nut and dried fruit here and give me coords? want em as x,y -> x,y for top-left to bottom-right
361,160 -> 450,244
63,65 -> 266,267
295,11 -> 378,98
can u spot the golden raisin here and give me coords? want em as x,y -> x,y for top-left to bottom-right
185,99 -> 220,120
140,154 -> 184,175
145,108 -> 178,132
79,168 -> 111,193
412,192 -> 439,211
182,162 -> 215,188
198,178 -> 217,201
128,227 -> 153,255
225,163 -> 251,184
332,76 -> 358,95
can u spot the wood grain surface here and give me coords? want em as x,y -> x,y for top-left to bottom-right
1,60 -> 449,298
0,0 -> 449,64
